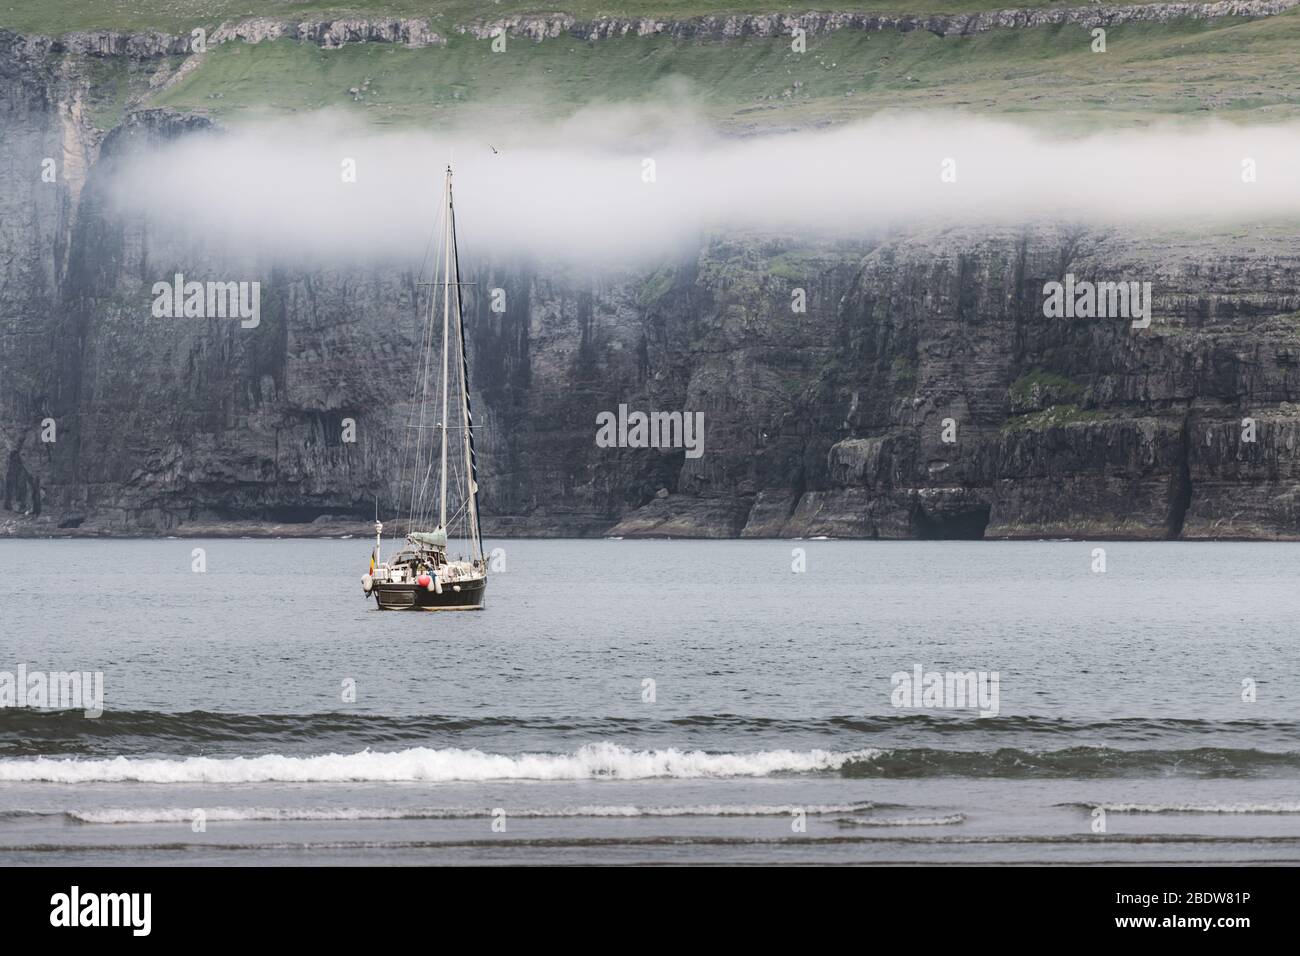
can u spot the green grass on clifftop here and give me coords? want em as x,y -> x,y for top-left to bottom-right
132,11 -> 1300,132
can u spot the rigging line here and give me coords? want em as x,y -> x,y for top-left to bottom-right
398,186 -> 446,505
435,165 -> 456,534
420,362 -> 449,528
409,328 -> 433,531
394,294 -> 425,533
416,445 -> 438,526
400,198 -> 445,533
407,194 -> 447,536
404,423 -> 484,430
400,191 -> 447,452
447,499 -> 468,536
414,198 -> 439,294
408,290 -> 444,528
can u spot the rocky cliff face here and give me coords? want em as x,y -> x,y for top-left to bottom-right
3,29 -> 1300,540
777,229 -> 1300,540
0,30 -> 96,523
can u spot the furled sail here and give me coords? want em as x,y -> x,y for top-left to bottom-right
408,529 -> 447,549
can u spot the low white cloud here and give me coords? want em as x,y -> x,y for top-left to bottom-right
108,108 -> 1300,266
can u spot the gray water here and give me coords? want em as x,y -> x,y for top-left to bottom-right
0,538 -> 1297,865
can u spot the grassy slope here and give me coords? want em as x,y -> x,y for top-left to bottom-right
131,11 -> 1300,132
2,1 -> 1112,35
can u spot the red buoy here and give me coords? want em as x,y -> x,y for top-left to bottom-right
417,574 -> 431,588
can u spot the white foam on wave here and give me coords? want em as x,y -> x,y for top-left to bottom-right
69,802 -> 878,824
0,742 -> 880,784
1093,802 -> 1300,814
838,813 -> 966,827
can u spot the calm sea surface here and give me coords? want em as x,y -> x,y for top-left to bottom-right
0,538 -> 1297,865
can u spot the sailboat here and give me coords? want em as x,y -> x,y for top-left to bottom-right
361,164 -> 487,610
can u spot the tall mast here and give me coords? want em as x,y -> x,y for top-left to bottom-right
449,197 -> 482,564
437,166 -> 452,531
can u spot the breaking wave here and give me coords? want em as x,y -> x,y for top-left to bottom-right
836,813 -> 966,827
3,740 -> 1296,782
0,743 -> 878,784
64,802 -> 882,824
5,709 -> 1297,759
1060,802 -> 1300,814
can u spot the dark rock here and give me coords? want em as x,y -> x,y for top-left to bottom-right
4,36 -> 1300,541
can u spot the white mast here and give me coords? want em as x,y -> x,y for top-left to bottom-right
437,166 -> 452,532
453,230 -> 482,564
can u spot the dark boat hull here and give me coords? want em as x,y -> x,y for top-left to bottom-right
372,576 -> 486,611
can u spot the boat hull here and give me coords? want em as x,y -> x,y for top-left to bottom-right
371,576 -> 486,611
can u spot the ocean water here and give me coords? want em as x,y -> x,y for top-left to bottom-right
0,538 -> 1298,865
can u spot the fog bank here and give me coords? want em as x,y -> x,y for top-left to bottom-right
108,109 -> 1300,266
